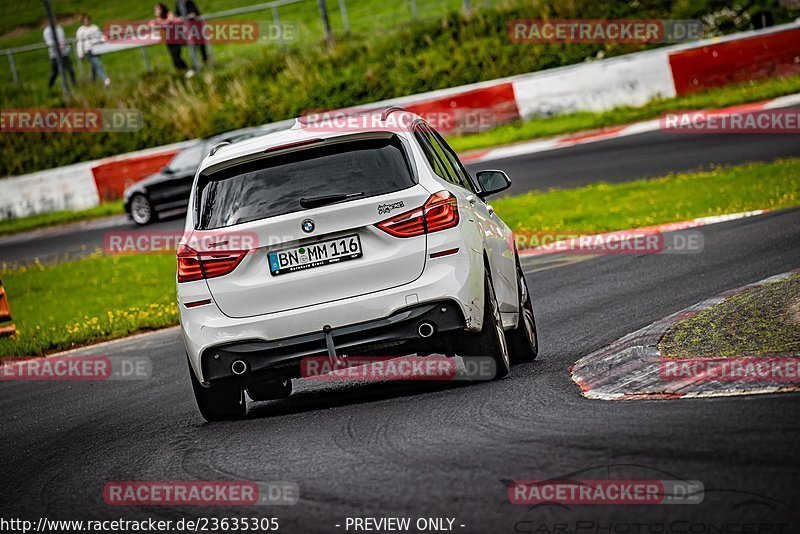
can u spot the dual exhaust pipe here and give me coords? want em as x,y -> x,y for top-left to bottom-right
230,322 -> 436,375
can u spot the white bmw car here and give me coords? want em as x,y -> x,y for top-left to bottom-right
177,109 -> 538,421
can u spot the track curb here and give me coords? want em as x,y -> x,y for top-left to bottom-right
570,269 -> 800,400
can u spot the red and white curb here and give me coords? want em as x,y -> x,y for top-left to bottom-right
570,269 -> 800,400
518,209 -> 768,256
461,92 -> 800,164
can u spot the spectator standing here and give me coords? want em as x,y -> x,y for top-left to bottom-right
152,3 -> 195,77
176,0 -> 210,64
43,23 -> 76,89
76,14 -> 111,86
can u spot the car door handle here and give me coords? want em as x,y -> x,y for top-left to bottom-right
487,205 -> 495,215
467,195 -> 477,205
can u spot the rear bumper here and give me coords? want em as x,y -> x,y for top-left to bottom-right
201,301 -> 465,384
180,243 -> 485,382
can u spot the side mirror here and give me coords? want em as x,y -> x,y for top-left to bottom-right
476,170 -> 511,198
161,167 -> 174,175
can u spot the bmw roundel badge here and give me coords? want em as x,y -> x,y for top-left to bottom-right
302,219 -> 315,233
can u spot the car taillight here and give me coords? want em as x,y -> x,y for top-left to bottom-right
177,244 -> 248,283
376,191 -> 459,238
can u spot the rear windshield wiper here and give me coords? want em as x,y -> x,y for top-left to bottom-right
300,192 -> 365,209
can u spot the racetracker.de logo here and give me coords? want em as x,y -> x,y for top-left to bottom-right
660,356 -> 800,382
508,479 -> 704,505
509,19 -> 703,43
1,109 -> 142,133
0,356 -> 151,381
103,481 -> 298,506
104,231 -> 259,254
661,109 -> 800,134
105,20 -> 258,44
299,108 -> 499,134
300,355 -> 496,381
513,230 -> 704,255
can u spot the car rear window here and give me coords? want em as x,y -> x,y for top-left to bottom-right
197,136 -> 415,229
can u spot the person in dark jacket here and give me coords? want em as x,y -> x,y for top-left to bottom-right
176,0 -> 209,64
152,3 -> 193,77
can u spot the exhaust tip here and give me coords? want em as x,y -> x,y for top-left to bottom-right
418,322 -> 435,338
231,359 -> 248,376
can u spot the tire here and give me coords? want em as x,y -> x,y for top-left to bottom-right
129,193 -> 157,226
247,379 -> 292,401
507,258 -> 539,363
188,358 -> 246,422
462,270 -> 510,380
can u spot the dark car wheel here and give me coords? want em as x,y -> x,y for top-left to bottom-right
508,258 -> 539,362
462,270 -> 510,380
129,194 -> 158,226
188,358 -> 246,422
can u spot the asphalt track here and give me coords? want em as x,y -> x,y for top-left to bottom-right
1,122 -> 799,265
2,207 -> 799,531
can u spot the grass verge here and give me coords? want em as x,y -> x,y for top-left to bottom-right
659,274 -> 800,358
448,74 -> 800,153
0,200 -> 125,236
492,158 -> 800,233
2,157 -> 798,358
0,253 -> 177,358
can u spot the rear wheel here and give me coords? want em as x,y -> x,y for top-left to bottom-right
188,359 -> 246,422
130,194 -> 157,226
247,379 -> 292,401
508,259 -> 538,362
462,270 -> 510,380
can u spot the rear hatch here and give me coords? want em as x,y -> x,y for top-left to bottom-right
194,134 -> 430,318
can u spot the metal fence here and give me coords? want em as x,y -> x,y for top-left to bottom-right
1,0 -> 478,87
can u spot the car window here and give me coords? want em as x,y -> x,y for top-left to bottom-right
427,127 -> 478,194
197,136 -> 415,229
416,124 -> 471,190
169,143 -> 206,172
412,124 -> 451,181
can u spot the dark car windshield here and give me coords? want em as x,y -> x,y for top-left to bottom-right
196,136 -> 415,229
168,143 -> 207,172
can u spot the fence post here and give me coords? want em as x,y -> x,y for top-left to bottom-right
337,0 -> 350,34
463,0 -> 472,14
6,52 -> 19,85
43,0 -> 72,102
73,46 -> 84,79
141,46 -> 152,72
317,0 -> 334,45
408,0 -> 418,20
272,6 -> 285,46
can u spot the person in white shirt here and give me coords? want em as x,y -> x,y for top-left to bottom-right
76,13 -> 111,86
43,23 -> 76,88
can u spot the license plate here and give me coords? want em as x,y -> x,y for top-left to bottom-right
268,234 -> 363,276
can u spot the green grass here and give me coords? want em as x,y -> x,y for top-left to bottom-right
0,0 -> 477,100
492,158 -> 800,233
659,274 -> 800,358
448,74 -> 800,153
0,253 -> 177,358
0,199 -> 124,236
